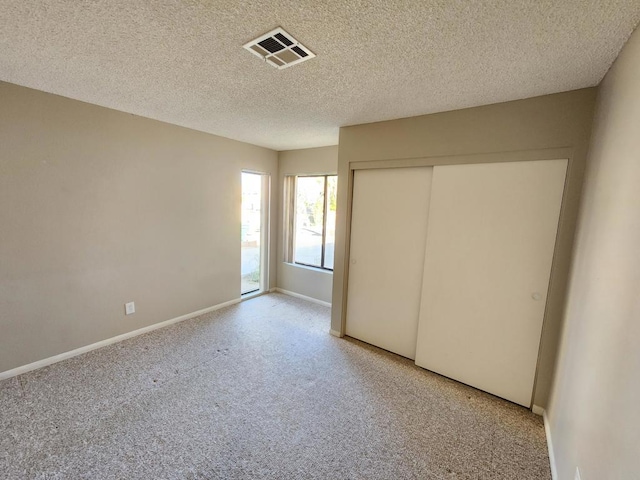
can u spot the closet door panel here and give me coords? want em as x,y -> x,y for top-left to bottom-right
346,167 -> 433,359
415,159 -> 567,406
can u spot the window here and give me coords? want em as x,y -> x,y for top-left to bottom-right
286,175 -> 337,270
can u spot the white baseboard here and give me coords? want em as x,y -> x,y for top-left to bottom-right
0,298 -> 241,381
329,329 -> 343,338
542,409 -> 558,480
532,404 -> 545,416
274,288 -> 331,308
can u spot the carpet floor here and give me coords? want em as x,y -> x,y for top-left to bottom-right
0,293 -> 551,479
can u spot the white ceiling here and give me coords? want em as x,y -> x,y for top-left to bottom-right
1,1 -> 639,151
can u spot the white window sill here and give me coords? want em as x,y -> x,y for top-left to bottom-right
283,262 -> 334,275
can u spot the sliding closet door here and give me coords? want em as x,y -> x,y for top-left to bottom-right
415,159 -> 567,407
346,167 -> 432,359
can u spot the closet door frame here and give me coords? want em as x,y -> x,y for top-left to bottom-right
336,147 -> 573,406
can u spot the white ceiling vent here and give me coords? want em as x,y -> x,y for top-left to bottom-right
244,27 -> 315,70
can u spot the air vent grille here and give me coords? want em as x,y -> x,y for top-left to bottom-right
244,27 -> 315,70
258,37 -> 285,54
274,33 -> 293,47
291,46 -> 308,58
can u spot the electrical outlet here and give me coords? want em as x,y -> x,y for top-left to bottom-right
125,302 -> 135,315
575,467 -> 582,480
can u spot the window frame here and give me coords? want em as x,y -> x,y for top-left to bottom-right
289,174 -> 337,272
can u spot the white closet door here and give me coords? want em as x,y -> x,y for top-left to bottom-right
346,167 -> 433,359
415,159 -> 567,407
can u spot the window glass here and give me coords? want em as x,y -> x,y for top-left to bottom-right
294,176 -> 325,267
292,175 -> 337,270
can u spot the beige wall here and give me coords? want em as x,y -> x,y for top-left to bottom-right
333,88 -> 597,408
276,146 -> 337,304
0,81 -> 277,373
548,27 -> 640,480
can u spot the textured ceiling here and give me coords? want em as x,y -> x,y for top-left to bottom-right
1,1 -> 639,151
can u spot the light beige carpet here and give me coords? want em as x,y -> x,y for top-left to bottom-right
0,293 -> 551,479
